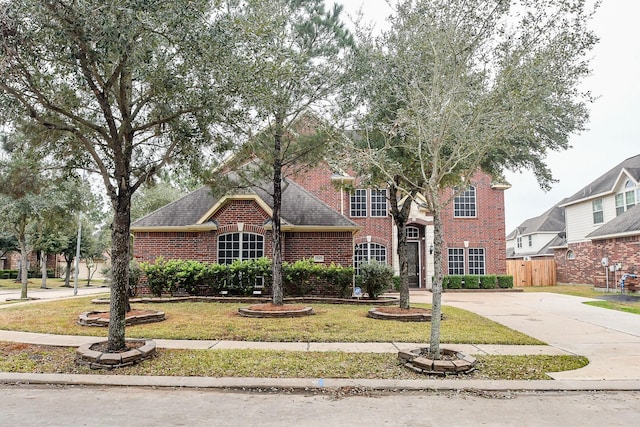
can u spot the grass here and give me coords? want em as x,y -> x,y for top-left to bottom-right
583,300 -> 640,315
0,278 -> 106,290
0,342 -> 588,380
0,297 -> 544,345
523,283 -> 640,315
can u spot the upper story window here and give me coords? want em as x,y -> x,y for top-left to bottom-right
592,198 -> 603,224
406,226 -> 419,240
616,180 -> 637,216
528,235 -> 533,247
350,189 -> 367,217
516,237 -> 522,248
454,186 -> 477,217
370,189 -> 388,217
218,232 -> 264,265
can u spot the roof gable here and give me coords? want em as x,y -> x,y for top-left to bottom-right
131,179 -> 359,231
562,154 -> 640,206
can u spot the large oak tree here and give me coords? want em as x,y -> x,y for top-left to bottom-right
344,0 -> 597,357
223,0 -> 354,305
0,0 -> 240,351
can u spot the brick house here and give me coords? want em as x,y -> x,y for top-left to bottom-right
132,162 -> 509,289
552,154 -> 640,288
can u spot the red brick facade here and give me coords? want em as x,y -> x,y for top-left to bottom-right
555,237 -> 640,288
440,172 -> 508,276
132,164 -> 508,286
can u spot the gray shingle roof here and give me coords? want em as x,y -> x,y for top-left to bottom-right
131,179 -> 358,229
586,203 -> 640,240
506,200 -> 566,239
132,186 -> 217,227
562,154 -> 640,205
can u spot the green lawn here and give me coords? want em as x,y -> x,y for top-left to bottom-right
0,296 -> 544,345
0,342 -> 588,380
523,284 -> 640,315
0,277 -> 106,290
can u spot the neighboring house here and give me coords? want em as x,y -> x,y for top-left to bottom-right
132,162 -> 510,289
506,200 -> 566,260
553,154 -> 640,288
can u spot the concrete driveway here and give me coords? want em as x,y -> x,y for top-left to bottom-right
432,291 -> 640,380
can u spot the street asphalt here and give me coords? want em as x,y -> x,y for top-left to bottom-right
1,286 -> 639,391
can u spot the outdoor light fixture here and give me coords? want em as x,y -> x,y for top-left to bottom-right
429,244 -> 434,254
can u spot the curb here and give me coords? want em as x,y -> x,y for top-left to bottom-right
1,373 -> 640,392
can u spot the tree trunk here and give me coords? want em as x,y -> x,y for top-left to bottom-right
107,191 -> 132,352
271,120 -> 284,306
397,225 -> 409,309
18,238 -> 28,300
429,203 -> 444,359
389,183 -> 413,309
62,256 -> 73,287
40,250 -> 47,289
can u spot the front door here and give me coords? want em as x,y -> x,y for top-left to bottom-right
407,241 -> 420,287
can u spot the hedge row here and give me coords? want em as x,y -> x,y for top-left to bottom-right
0,269 -> 56,279
140,258 -> 354,298
442,274 -> 513,290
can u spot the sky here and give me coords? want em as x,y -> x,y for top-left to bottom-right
335,0 -> 640,233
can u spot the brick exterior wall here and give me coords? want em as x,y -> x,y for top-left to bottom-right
133,199 -> 353,267
293,164 -> 507,277
284,231 -> 354,266
555,237 -> 640,288
440,172 -> 508,275
132,165 -> 508,282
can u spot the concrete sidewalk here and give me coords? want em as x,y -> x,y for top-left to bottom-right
1,288 -> 639,390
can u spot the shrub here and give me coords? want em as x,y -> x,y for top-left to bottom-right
392,275 -> 401,291
140,257 -> 353,298
447,275 -> 463,289
0,270 -> 19,279
481,275 -> 497,289
463,275 -> 480,289
497,275 -> 514,288
358,260 -> 394,299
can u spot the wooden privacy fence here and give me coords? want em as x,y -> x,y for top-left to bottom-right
506,259 -> 557,287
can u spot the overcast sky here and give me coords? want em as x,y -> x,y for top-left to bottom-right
336,0 -> 639,233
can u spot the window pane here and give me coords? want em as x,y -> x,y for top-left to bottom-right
625,190 -> 635,209
448,248 -> 464,275
350,189 -> 367,217
468,248 -> 485,275
592,198 -> 603,224
218,232 -> 263,264
454,186 -> 476,217
354,242 -> 387,275
406,226 -> 419,240
370,189 -> 388,217
615,193 -> 625,216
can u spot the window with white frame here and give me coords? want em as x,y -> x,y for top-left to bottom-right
592,198 -> 603,224
528,235 -> 533,247
406,226 -> 419,240
354,242 -> 387,275
616,180 -> 637,216
615,193 -> 625,216
218,232 -> 264,265
447,248 -> 465,275
516,236 -> 522,248
350,189 -> 367,217
454,186 -> 477,217
468,248 -> 486,275
370,189 -> 388,217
